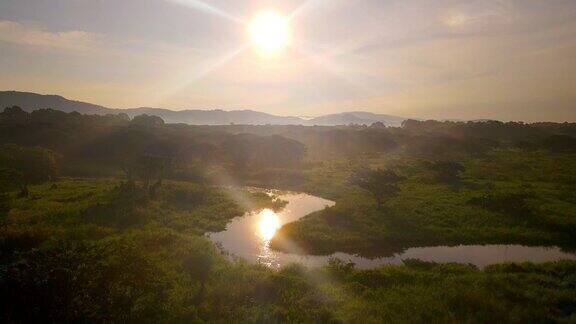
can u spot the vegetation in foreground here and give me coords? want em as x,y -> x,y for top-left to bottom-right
1,179 -> 576,322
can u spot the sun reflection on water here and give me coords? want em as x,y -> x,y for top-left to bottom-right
257,209 -> 280,241
256,209 -> 281,268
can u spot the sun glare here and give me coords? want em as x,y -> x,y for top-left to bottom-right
257,209 -> 280,240
249,10 -> 290,54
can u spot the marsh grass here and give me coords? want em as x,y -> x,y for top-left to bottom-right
1,176 -> 576,322
274,149 -> 576,256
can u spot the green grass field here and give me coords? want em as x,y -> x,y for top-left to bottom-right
273,149 -> 576,256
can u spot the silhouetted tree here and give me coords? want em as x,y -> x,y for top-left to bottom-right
0,106 -> 29,123
131,114 -> 165,127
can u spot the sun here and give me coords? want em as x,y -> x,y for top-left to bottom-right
249,10 -> 291,54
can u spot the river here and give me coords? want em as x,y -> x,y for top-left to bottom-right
208,191 -> 576,269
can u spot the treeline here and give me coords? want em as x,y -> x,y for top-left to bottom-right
0,107 -> 306,183
199,119 -> 576,158
1,106 -> 575,188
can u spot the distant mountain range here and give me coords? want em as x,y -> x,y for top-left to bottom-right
0,91 -> 409,126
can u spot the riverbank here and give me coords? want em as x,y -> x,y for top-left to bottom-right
271,150 -> 576,256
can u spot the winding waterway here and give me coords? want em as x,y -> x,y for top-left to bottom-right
208,191 -> 576,269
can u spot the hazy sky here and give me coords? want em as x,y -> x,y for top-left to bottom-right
1,0 -> 575,121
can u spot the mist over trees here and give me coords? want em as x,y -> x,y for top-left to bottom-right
1,107 -> 575,187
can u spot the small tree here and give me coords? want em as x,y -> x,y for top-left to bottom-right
130,114 -> 165,127
425,160 -> 465,184
0,145 -> 60,196
122,154 -> 171,197
349,168 -> 404,208
1,106 -> 29,122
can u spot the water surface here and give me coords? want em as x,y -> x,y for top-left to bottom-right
208,191 -> 576,269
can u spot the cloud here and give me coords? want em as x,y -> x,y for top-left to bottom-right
0,20 -> 99,53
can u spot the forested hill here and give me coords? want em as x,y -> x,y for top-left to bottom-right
0,91 -> 408,126
0,91 -> 109,115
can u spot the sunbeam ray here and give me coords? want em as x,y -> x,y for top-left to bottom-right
289,0 -> 339,21
183,43 -> 250,85
296,44 -> 377,96
165,0 -> 245,24
154,43 -> 251,106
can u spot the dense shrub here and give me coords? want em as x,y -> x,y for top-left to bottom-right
467,192 -> 533,218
